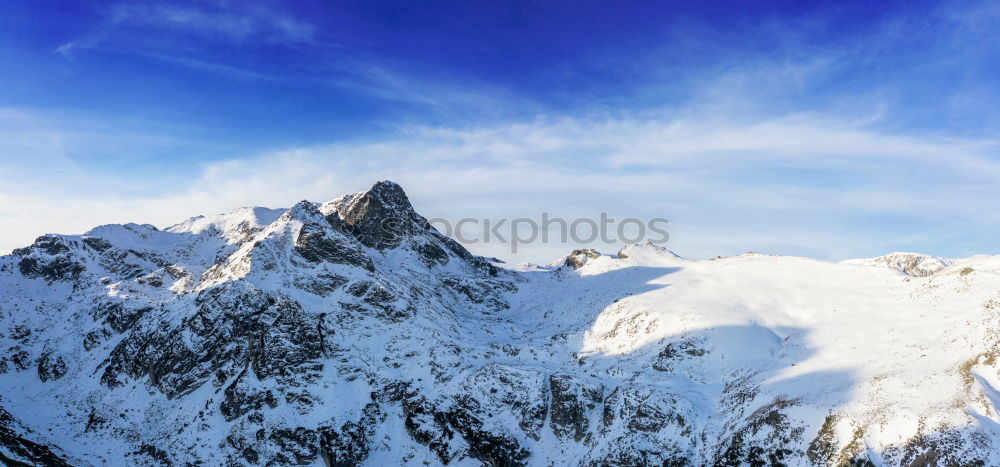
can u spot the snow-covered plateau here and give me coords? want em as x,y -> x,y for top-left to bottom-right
2,181 -> 999,466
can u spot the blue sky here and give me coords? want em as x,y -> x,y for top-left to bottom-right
2,0 -> 999,262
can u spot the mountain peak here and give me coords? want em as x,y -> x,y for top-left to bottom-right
325,180 -> 420,249
287,199 -> 323,220
368,179 -> 406,197
357,180 -> 415,217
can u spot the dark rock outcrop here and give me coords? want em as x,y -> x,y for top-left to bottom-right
548,374 -> 603,443
0,405 -> 71,466
564,249 -> 601,269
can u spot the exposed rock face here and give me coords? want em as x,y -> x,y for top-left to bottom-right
295,221 -> 374,271
563,248 -> 601,269
36,352 -> 67,382
842,252 -> 954,277
2,181 -> 1000,465
13,235 -> 85,282
322,180 -> 499,275
332,180 -> 419,250
548,374 -> 602,442
0,404 -> 73,466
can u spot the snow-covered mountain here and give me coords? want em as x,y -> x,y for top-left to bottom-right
841,252 -> 955,277
2,181 -> 1000,466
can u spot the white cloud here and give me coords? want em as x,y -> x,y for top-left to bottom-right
2,106 -> 998,263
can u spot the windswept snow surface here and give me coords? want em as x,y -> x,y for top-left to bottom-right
1,181 -> 1000,466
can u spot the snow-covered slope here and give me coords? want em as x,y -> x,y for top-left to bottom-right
2,181 -> 1000,466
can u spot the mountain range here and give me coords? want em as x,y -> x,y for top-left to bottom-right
2,181 -> 999,466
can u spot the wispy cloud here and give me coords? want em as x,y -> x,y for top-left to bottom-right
54,1 -> 316,64
3,101 -> 998,263
106,2 -> 315,44
54,42 -> 74,58
48,2 -> 527,115
142,52 -> 280,82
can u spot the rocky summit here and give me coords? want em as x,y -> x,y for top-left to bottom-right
3,181 -> 1000,465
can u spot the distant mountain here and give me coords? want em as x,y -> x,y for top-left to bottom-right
2,181 -> 999,465
841,252 -> 954,277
